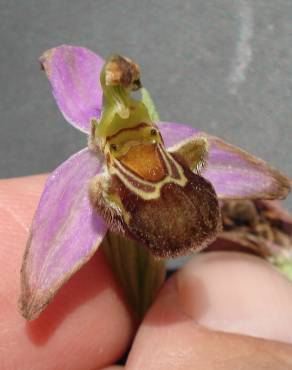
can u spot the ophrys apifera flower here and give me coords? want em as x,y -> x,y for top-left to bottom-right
19,45 -> 291,320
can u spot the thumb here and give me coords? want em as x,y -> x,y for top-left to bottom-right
127,252 -> 292,369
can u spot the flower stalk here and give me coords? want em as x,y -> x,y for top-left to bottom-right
101,232 -> 166,319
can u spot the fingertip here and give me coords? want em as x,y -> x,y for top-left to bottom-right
0,174 -> 48,231
126,253 -> 292,370
0,173 -> 48,191
0,175 -> 134,369
176,252 -> 292,343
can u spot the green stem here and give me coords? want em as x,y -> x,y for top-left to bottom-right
101,232 -> 166,320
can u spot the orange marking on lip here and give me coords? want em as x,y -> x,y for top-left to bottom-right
119,144 -> 167,182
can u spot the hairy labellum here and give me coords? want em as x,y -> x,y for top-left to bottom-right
89,55 -> 221,257
90,122 -> 221,257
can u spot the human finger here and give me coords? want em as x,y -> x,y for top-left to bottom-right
0,175 -> 134,370
126,252 -> 292,369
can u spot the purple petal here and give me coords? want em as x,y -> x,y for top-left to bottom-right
159,122 -> 199,147
159,121 -> 291,200
40,45 -> 104,133
20,148 -> 107,320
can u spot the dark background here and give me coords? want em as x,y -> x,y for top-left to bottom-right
1,0 -> 291,210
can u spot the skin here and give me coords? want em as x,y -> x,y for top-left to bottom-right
0,175 -> 292,370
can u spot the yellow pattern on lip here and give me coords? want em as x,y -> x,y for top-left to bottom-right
119,143 -> 166,182
111,144 -> 188,201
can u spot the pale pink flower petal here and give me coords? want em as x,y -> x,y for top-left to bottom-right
20,148 -> 107,320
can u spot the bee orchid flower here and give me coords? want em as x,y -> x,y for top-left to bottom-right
20,45 -> 291,321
